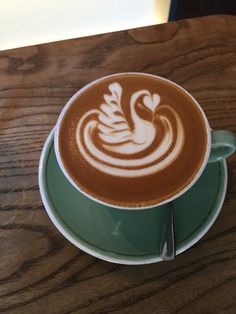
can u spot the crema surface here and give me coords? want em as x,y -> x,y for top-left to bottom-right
58,74 -> 207,207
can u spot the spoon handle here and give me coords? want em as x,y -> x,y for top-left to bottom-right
160,202 -> 175,261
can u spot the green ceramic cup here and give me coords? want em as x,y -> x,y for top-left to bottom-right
39,74 -> 236,264
54,73 -> 236,210
209,130 -> 236,162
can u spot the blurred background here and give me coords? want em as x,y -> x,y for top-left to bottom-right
0,0 -> 235,51
0,0 -> 170,51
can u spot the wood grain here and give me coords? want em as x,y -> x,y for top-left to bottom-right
0,15 -> 236,314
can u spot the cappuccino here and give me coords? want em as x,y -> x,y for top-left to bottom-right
57,73 -> 208,207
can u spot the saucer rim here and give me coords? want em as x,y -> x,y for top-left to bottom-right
38,128 -> 228,265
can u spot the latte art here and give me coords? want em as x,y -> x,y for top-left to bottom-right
76,82 -> 185,177
58,73 -> 208,208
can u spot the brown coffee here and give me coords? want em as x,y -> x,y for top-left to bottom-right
58,73 -> 208,207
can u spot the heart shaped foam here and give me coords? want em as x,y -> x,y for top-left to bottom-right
143,94 -> 160,113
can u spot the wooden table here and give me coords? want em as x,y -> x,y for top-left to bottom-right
0,15 -> 236,314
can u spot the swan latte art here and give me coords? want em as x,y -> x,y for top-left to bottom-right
58,73 -> 208,208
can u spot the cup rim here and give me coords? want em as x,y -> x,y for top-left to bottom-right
54,72 -> 211,210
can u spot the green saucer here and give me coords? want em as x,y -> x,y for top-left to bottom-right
39,129 -> 227,264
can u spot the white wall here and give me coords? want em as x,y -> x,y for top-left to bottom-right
0,0 -> 171,51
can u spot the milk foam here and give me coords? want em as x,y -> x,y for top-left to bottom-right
76,82 -> 185,177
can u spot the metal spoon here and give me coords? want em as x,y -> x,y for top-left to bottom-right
160,202 -> 175,261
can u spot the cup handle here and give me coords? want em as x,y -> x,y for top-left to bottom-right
208,130 -> 236,163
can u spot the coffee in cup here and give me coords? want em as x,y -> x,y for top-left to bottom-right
55,73 -> 211,208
